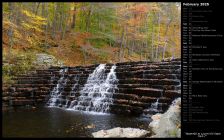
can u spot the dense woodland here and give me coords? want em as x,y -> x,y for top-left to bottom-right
3,2 -> 181,84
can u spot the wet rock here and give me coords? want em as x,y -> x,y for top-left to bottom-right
139,96 -> 157,103
148,97 -> 181,138
36,99 -> 44,102
158,97 -> 172,104
92,127 -> 150,138
133,88 -> 162,97
110,104 -> 143,115
113,93 -> 139,100
85,123 -> 95,129
113,99 -> 129,104
164,90 -> 181,99
39,87 -> 50,91
128,100 -> 149,108
2,97 -> 10,101
3,59 -> 181,114
11,99 -> 34,106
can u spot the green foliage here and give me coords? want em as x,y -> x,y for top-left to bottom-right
88,38 -> 107,49
3,3 -> 9,13
3,51 -> 37,84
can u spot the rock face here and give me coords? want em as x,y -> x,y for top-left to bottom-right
3,59 -> 181,115
34,53 -> 63,68
92,127 -> 150,138
148,97 -> 181,138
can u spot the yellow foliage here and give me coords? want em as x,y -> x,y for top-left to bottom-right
3,18 -> 22,40
22,10 -> 46,22
19,10 -> 47,32
30,19 -> 47,26
21,22 -> 43,33
21,10 -> 47,33
3,19 -> 17,29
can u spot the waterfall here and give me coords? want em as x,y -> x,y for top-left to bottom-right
150,99 -> 159,112
70,75 -> 80,96
66,75 -> 80,108
148,90 -> 163,114
142,85 -> 164,116
47,68 -> 68,107
71,64 -> 118,113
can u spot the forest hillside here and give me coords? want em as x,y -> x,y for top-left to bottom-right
3,2 -> 181,84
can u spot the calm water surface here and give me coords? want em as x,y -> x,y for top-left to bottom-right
3,106 -> 150,137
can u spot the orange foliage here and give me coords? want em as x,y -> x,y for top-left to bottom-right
74,32 -> 92,47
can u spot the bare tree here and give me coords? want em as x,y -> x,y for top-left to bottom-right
155,12 -> 160,60
86,4 -> 93,32
71,4 -> 77,29
7,3 -> 14,61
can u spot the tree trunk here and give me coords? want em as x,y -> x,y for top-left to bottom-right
131,41 -> 134,55
61,14 -> 68,40
172,24 -> 176,58
41,3 -> 45,17
44,3 -> 49,49
151,24 -> 154,61
155,12 -> 160,60
162,38 -> 167,59
123,35 -> 127,61
71,5 -> 77,29
52,4 -> 58,39
15,3 -> 21,25
7,3 -> 14,61
86,4 -> 93,32
60,11 -> 64,40
119,26 -> 125,62
35,2 -> 40,15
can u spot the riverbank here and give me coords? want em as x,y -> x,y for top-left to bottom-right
91,97 -> 181,138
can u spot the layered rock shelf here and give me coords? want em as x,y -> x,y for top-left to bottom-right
2,58 -> 181,115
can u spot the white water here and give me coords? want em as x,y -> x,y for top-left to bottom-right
147,90 -> 163,114
70,75 -> 80,96
149,98 -> 160,112
141,93 -> 164,118
47,68 -> 68,107
64,75 -> 80,108
71,64 -> 118,113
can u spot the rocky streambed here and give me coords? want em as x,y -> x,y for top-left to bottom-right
92,97 -> 181,138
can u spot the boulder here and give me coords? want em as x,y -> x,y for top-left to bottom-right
148,97 -> 181,138
92,127 -> 150,138
34,53 -> 64,68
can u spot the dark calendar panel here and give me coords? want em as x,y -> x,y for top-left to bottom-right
182,0 -> 223,138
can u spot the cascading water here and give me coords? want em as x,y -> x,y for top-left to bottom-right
47,67 -> 68,107
65,75 -> 80,108
146,65 -> 181,115
148,90 -> 163,114
70,75 -> 80,96
70,64 -> 118,113
92,65 -> 118,112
